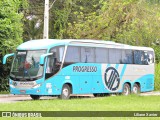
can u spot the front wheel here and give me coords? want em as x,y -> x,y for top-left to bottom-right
30,95 -> 41,100
60,84 -> 71,99
122,83 -> 131,96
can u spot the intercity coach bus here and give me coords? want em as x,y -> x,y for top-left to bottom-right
3,39 -> 155,99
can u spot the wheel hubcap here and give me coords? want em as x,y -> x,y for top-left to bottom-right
133,87 -> 138,93
63,88 -> 69,97
124,86 -> 129,95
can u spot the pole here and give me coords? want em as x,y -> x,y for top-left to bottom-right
43,0 -> 49,39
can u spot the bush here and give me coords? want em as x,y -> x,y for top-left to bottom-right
155,63 -> 160,90
0,0 -> 25,92
152,46 -> 160,63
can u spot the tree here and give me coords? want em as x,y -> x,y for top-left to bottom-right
23,0 -> 44,41
0,0 -> 27,91
66,0 -> 160,47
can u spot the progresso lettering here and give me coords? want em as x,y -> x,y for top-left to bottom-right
73,66 -> 97,72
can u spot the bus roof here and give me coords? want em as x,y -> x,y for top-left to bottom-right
17,39 -> 154,51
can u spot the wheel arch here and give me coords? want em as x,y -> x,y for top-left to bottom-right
62,82 -> 73,94
123,82 -> 131,89
132,82 -> 141,92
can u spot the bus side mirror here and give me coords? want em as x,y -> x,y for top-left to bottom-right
3,53 -> 14,64
39,53 -> 53,65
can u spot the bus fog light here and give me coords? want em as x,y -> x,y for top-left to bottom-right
10,84 -> 15,88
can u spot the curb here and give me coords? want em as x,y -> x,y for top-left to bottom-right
0,94 -> 29,98
140,91 -> 160,96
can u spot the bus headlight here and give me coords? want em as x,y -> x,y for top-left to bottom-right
10,84 -> 15,88
33,84 -> 41,88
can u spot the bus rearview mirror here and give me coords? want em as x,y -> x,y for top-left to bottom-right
39,53 -> 53,65
3,53 -> 14,64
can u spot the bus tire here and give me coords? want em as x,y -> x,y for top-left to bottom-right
60,84 -> 71,99
30,95 -> 40,100
122,83 -> 131,96
93,93 -> 110,97
132,83 -> 140,94
93,93 -> 100,97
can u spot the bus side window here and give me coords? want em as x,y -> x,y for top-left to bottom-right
143,51 -> 149,65
46,55 -> 54,73
81,47 -> 95,63
108,48 -> 122,64
134,50 -> 142,64
148,51 -> 154,64
46,46 -> 65,79
46,48 -> 56,77
95,48 -> 108,63
122,50 -> 133,64
64,46 -> 80,65
133,50 -> 151,65
143,51 -> 154,64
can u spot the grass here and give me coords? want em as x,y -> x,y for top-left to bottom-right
1,95 -> 160,111
0,91 -> 9,94
1,95 -> 160,119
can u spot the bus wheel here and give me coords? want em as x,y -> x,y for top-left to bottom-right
93,93 -> 99,97
30,95 -> 40,100
93,93 -> 109,97
60,84 -> 71,99
132,84 -> 140,94
122,83 -> 131,96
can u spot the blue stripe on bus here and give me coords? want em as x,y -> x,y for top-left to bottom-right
120,64 -> 127,79
115,64 -> 119,69
107,64 -> 111,68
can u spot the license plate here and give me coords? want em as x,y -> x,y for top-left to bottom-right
20,90 -> 26,93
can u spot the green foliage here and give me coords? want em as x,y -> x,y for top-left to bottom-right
49,0 -> 72,39
66,0 -> 160,46
155,63 -> 160,90
152,45 -> 160,63
65,0 -> 160,62
23,0 -> 42,41
0,0 -> 27,92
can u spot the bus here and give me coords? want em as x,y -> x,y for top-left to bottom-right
3,39 -> 155,99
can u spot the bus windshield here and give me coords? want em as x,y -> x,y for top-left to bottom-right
10,50 -> 46,81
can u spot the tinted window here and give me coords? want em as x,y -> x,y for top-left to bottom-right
65,46 -> 80,63
109,48 -> 122,64
134,50 -> 154,65
122,50 -> 133,64
95,48 -> 108,63
133,50 -> 149,65
81,47 -> 95,63
46,46 -> 65,79
147,51 -> 154,64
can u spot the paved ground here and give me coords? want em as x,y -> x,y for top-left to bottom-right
0,92 -> 160,103
0,94 -> 94,103
140,91 -> 160,96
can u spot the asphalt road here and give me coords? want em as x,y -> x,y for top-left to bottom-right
0,95 -> 57,103
0,92 -> 160,103
0,94 -> 94,103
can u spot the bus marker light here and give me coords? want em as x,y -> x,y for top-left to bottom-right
37,90 -> 40,93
